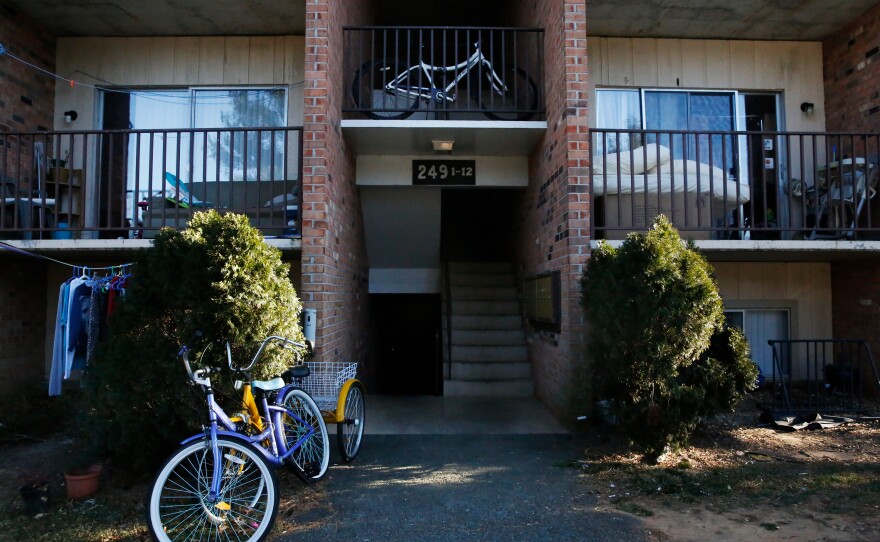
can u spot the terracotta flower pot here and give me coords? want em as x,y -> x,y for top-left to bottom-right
64,464 -> 103,500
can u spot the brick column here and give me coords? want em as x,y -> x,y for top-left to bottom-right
302,0 -> 372,364
513,0 -> 590,419
824,4 -> 880,353
0,259 -> 48,393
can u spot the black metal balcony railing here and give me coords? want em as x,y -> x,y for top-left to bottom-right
0,127 -> 303,241
767,339 -> 880,414
343,26 -> 544,121
591,129 -> 880,241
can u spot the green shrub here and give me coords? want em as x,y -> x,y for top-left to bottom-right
85,211 -> 307,476
581,216 -> 757,458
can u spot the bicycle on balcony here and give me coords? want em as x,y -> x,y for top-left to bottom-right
351,40 -> 538,121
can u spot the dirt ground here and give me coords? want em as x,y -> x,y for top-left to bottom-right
2,411 -> 880,542
582,413 -> 880,542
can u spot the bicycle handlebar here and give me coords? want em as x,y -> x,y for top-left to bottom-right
178,331 -> 204,380
180,333 -> 306,380
241,335 -> 307,371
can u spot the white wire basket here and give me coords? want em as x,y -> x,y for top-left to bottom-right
299,361 -> 357,411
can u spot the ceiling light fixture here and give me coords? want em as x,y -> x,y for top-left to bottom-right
432,139 -> 454,153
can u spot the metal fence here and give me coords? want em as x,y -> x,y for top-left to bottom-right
0,127 -> 302,240
591,129 -> 880,241
767,339 -> 880,413
343,26 -> 544,121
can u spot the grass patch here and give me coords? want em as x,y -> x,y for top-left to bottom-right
587,455 -> 880,513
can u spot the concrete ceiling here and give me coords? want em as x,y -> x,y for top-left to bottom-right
6,0 -> 306,37
8,1 -> 879,41
586,0 -> 880,41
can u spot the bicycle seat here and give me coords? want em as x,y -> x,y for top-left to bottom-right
283,365 -> 311,381
252,377 -> 286,392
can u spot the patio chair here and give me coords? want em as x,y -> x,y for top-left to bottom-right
810,158 -> 878,239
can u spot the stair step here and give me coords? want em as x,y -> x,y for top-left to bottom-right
451,345 -> 528,362
452,329 -> 525,346
451,315 -> 522,330
450,286 -> 518,301
452,301 -> 520,315
448,262 -> 512,274
444,379 -> 534,397
450,273 -> 516,287
450,362 -> 532,380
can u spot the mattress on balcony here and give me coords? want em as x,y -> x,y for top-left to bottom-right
592,151 -> 750,205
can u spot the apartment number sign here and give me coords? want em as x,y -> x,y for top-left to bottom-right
412,160 -> 476,185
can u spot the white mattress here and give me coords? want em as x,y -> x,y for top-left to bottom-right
591,173 -> 750,205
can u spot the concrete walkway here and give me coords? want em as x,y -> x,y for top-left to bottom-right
278,396 -> 652,542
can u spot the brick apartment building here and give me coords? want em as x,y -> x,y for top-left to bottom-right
2,0 -> 880,421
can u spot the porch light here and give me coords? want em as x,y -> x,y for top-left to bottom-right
63,110 -> 78,123
800,102 -> 815,115
432,140 -> 454,153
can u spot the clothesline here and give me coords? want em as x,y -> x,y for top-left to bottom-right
0,240 -> 136,270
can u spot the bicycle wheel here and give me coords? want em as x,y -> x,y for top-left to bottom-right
147,437 -> 278,542
278,387 -> 330,481
337,381 -> 366,462
352,60 -> 419,120
471,65 -> 538,121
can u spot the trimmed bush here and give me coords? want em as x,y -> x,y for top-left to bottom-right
85,211 -> 307,476
581,216 -> 758,458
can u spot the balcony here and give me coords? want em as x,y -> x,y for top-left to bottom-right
1,127 -> 302,244
341,27 -> 546,157
590,129 -> 880,256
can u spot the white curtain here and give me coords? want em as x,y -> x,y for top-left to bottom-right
596,89 -> 642,154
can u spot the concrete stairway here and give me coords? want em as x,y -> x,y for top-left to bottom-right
444,262 -> 534,397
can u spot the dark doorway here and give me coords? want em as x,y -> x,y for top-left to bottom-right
99,92 -> 131,238
441,188 -> 520,262
371,294 -> 442,395
743,94 -> 781,239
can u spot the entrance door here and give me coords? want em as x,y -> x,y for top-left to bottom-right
372,294 -> 442,395
742,94 -> 783,239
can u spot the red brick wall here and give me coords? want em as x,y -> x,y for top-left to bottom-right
830,259 -> 880,394
825,4 -> 880,358
823,3 -> 880,133
302,0 -> 373,365
0,1 -> 56,182
0,2 -> 54,392
0,1 -> 55,132
0,259 -> 48,393
513,0 -> 590,419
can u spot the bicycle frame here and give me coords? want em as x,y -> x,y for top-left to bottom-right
386,44 -> 507,103
178,339 -> 316,501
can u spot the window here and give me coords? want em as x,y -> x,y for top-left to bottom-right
724,308 -> 790,377
597,88 -> 738,175
126,88 -> 287,185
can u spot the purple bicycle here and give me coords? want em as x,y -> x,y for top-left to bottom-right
146,334 -> 329,542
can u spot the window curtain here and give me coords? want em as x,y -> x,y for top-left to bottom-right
596,90 -> 642,155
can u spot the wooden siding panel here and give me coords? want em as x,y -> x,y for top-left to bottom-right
656,39 -> 682,88
729,40 -> 756,89
681,41 -> 707,88
606,38 -> 633,86
173,37 -> 200,85
198,37 -> 225,85
705,41 -> 731,88
248,37 -> 275,83
632,39 -> 658,87
223,37 -> 250,85
99,39 -> 125,86
123,38 -> 151,85
149,38 -> 175,85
